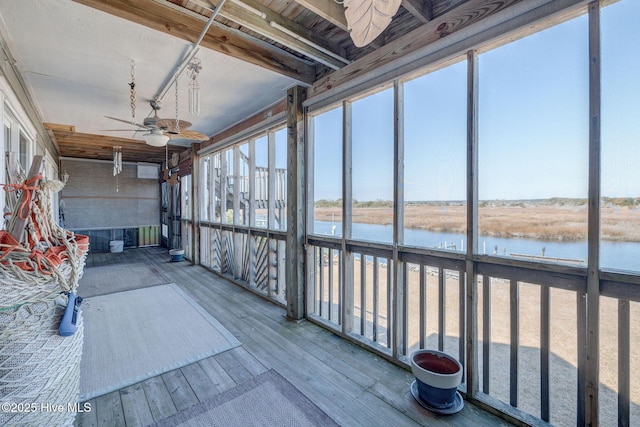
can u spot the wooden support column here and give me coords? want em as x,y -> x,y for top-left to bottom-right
465,49 -> 479,397
268,133 -> 276,230
286,85 -> 306,320
191,145 -> 200,265
392,79 -> 405,359
233,146 -> 242,279
341,100 -> 354,334
249,139 -> 256,287
586,2 -> 601,426
305,114 -> 316,316
268,132 -> 277,296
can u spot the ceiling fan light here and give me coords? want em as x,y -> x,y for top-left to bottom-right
143,132 -> 170,147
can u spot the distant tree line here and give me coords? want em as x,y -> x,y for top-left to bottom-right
315,197 -> 640,208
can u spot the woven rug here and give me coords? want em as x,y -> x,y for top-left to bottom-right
78,262 -> 168,298
151,369 -> 339,427
80,284 -> 240,400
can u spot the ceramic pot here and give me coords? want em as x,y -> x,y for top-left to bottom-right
410,349 -> 463,408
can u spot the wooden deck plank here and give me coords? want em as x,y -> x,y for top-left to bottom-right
214,348 -> 255,385
76,249 -> 508,427
226,346 -> 269,376
156,260 -> 466,426
94,391 -> 125,427
75,398 -> 97,427
141,376 -> 177,421
184,282 -> 426,427
197,356 -> 238,394
186,273 -> 401,395
161,369 -> 198,411
120,383 -> 154,427
180,362 -> 219,402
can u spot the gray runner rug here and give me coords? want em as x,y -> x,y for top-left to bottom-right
80,283 -> 240,400
150,369 -> 339,427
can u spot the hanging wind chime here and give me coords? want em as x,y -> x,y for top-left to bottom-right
111,59 -> 132,192
113,146 -> 122,192
186,58 -> 202,116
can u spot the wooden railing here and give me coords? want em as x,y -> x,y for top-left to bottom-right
198,222 -> 287,305
305,234 -> 639,426
308,239 -> 342,327
400,252 -> 467,380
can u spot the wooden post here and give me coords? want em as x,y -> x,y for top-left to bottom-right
221,151 -> 229,225
249,139 -> 256,287
341,100 -> 354,334
285,85 -> 306,320
618,299 -> 630,426
393,79 -> 405,359
586,2 -> 601,425
268,133 -> 276,230
465,49 -> 479,397
305,113 -> 316,316
267,131 -> 277,296
191,145 -> 200,265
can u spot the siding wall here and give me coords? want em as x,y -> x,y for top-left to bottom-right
60,158 -> 159,229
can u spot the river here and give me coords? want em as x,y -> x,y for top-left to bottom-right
313,221 -> 639,273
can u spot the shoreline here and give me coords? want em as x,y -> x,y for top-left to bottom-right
314,204 -> 640,243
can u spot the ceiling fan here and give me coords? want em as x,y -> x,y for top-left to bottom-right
105,100 -> 208,146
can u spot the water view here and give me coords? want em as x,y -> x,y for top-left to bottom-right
313,220 -> 639,272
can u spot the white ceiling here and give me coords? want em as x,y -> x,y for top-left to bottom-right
0,0 -> 300,147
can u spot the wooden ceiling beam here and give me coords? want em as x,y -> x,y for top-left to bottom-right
292,0 -> 348,31
191,0 -> 347,69
53,129 -> 183,163
73,0 -> 316,84
44,123 -> 76,132
310,0 -> 521,99
202,98 -> 286,150
402,0 -> 433,23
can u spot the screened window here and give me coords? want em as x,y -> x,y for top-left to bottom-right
238,143 -> 249,225
403,60 -> 467,251
181,175 -> 191,220
601,0 -> 640,273
212,153 -> 222,222
254,135 -> 268,228
478,17 -> 589,265
222,149 -> 233,224
312,106 -> 343,237
275,128 -> 287,231
351,88 -> 394,243
200,157 -> 210,222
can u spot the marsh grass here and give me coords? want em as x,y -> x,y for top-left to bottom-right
315,199 -> 640,242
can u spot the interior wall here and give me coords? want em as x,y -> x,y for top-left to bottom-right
60,158 -> 159,230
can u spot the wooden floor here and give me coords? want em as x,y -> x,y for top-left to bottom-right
74,247 -> 510,427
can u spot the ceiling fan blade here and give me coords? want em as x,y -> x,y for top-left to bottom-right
101,129 -> 146,131
155,118 -> 193,133
168,129 -> 209,141
105,115 -> 151,129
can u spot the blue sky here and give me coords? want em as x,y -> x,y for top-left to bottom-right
312,0 -> 640,202
253,129 -> 287,169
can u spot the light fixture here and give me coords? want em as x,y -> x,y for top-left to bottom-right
143,129 -> 170,147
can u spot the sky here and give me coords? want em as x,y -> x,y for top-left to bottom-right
312,0 -> 640,202
249,129 -> 287,170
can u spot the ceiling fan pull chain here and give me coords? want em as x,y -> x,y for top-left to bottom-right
129,60 -> 136,124
175,73 -> 180,135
